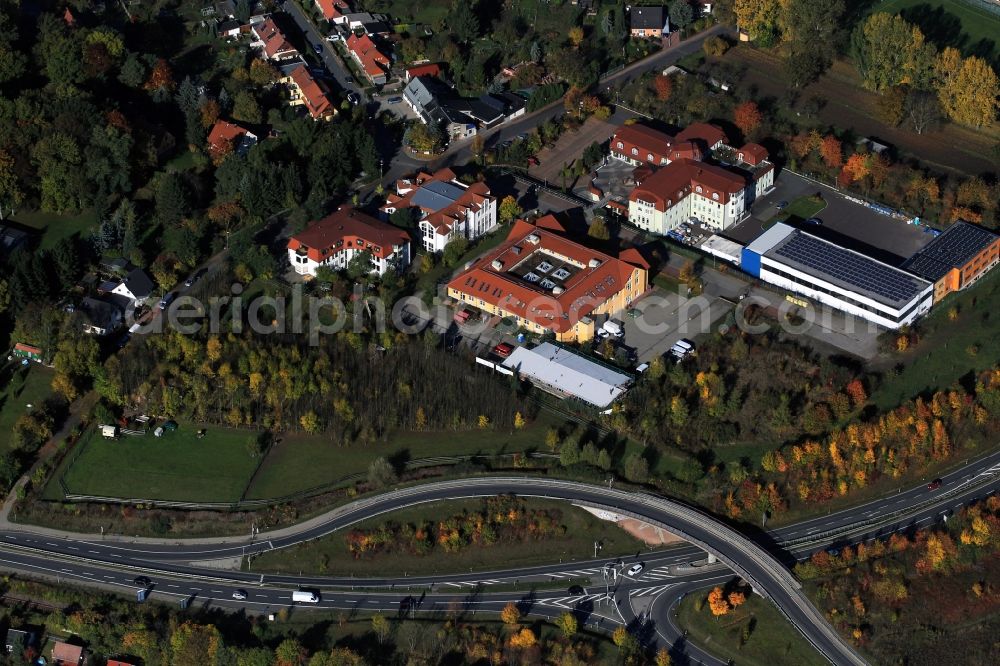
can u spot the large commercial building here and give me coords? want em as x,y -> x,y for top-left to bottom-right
382,169 -> 496,253
447,217 -> 649,342
741,223 -> 933,329
287,207 -> 411,277
629,158 -> 749,232
501,342 -> 632,408
901,221 -> 1000,302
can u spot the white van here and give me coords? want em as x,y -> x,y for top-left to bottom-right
292,590 -> 320,603
601,320 -> 624,338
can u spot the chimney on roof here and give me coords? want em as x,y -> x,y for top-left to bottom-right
588,258 -> 602,268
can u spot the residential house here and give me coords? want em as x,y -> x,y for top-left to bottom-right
79,297 -> 122,336
337,12 -> 390,34
446,216 -> 649,342
381,168 -> 497,253
0,224 -> 29,256
280,63 -> 337,121
110,268 -> 155,308
4,627 -> 37,656
314,0 -> 349,22
13,342 -> 43,362
346,33 -> 390,85
218,18 -> 241,38
51,640 -> 85,666
107,659 -> 137,666
287,206 -> 411,277
734,142 -> 775,200
628,158 -> 749,233
251,17 -> 299,61
207,119 -> 259,158
630,6 -> 669,38
403,76 -> 477,141
405,62 -> 442,82
902,221 -> 1000,302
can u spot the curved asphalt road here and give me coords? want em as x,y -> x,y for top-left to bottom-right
4,478 -> 866,665
1,451 -> 998,665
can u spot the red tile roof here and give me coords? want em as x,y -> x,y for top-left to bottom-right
447,217 -> 646,334
315,0 -> 348,20
14,342 -> 41,355
347,34 -> 390,80
107,660 -> 137,666
611,124 -> 676,163
675,122 -> 727,149
383,169 -> 493,237
207,120 -> 251,154
52,642 -> 84,665
739,142 -> 769,166
287,64 -> 334,119
619,247 -> 651,270
254,17 -> 297,60
629,158 -> 746,210
406,63 -> 442,80
287,207 -> 410,262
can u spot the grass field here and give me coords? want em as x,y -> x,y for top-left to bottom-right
250,498 -> 647,576
767,195 -> 827,228
8,209 -> 99,251
874,0 -> 1000,62
57,422 -> 261,502
245,411 -> 564,500
676,590 -> 826,666
0,364 -> 54,455
870,267 -> 1000,410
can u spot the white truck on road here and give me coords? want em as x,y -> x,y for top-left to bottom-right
292,590 -> 320,603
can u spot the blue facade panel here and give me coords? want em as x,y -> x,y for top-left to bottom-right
741,248 -> 761,278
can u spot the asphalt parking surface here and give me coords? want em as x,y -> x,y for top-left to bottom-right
620,290 -> 732,363
727,171 -> 931,264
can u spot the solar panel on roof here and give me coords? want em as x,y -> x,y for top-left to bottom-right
771,232 -> 926,306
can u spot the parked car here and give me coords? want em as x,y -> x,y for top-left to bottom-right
115,333 -> 131,350
805,217 -> 823,226
568,585 -> 585,596
232,589 -> 248,600
158,292 -> 175,309
184,272 -> 200,288
313,43 -> 323,54
626,563 -> 644,577
775,200 -> 788,210
346,92 -> 359,105
387,96 -> 402,104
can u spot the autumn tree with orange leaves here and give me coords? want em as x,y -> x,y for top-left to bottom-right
707,587 -> 730,616
819,135 -> 843,168
654,74 -> 673,101
733,100 -> 763,138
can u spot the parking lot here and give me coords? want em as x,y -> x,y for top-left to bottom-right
727,171 -> 932,264
618,289 -> 733,363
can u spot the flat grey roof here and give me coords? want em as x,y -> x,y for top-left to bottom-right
765,227 -> 930,309
502,342 -> 631,408
410,180 -> 465,212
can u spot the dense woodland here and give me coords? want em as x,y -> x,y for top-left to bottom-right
615,330 -> 864,451
794,495 -> 1000,664
96,328 -> 533,438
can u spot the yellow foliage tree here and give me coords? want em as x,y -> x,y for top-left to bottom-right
707,587 -> 730,616
938,55 -> 1000,128
500,602 -> 521,625
509,628 -> 536,649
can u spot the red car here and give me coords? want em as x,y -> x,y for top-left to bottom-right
493,343 -> 514,358
527,156 -> 539,166
927,479 -> 943,491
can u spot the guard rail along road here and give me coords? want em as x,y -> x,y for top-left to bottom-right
299,477 -> 868,666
